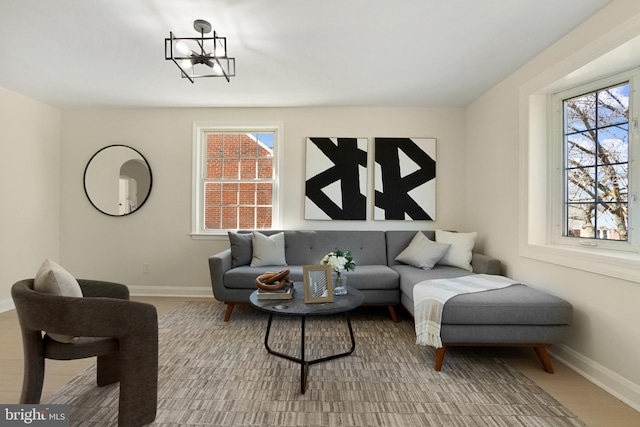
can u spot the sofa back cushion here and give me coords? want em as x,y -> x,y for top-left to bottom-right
238,230 -> 388,266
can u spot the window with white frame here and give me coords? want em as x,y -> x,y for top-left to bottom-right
551,70 -> 638,250
192,126 -> 279,234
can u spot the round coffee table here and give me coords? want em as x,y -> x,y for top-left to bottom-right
249,282 -> 364,393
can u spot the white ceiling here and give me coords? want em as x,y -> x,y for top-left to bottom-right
0,0 -> 611,109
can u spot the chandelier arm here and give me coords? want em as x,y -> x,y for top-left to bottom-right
213,57 -> 231,83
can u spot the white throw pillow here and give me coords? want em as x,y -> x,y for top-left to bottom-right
435,229 -> 477,272
395,231 -> 451,270
250,232 -> 287,267
34,259 -> 82,344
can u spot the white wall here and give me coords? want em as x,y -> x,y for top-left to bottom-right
0,87 -> 61,309
465,0 -> 640,410
60,107 -> 466,295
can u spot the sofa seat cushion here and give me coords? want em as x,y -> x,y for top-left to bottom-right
336,265 -> 399,290
442,284 -> 573,326
393,264 -> 473,298
225,265 -> 399,291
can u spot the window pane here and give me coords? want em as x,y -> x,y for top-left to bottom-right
204,183 -> 221,204
221,206 -> 238,229
222,158 -> 239,179
257,158 -> 273,179
597,164 -> 628,202
239,206 -> 255,229
567,167 -> 595,203
565,93 -> 596,133
239,183 -> 256,205
256,206 -> 272,228
240,158 -> 257,179
204,206 -> 221,230
596,203 -> 627,240
223,135 -> 241,156
221,183 -> 238,205
567,203 -> 595,238
207,134 -> 223,156
566,133 -> 596,167
256,183 -> 272,205
597,84 -> 629,128
598,124 -> 628,164
206,159 -> 222,179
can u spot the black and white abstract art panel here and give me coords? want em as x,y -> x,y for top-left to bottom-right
305,137 -> 368,220
374,137 -> 436,220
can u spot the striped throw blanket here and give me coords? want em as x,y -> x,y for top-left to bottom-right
413,274 -> 520,348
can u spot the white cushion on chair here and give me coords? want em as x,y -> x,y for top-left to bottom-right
34,259 -> 82,343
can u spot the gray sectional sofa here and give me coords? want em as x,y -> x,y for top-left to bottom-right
208,229 -> 500,323
208,229 -> 572,372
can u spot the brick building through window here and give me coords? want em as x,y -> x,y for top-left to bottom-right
203,132 -> 274,230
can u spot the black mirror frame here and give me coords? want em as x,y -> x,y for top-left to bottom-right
83,144 -> 153,217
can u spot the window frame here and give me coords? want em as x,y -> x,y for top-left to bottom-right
549,70 -> 639,252
191,123 -> 282,237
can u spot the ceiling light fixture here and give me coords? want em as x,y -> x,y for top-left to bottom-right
165,19 -> 235,83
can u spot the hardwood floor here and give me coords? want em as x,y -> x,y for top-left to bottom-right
1,296 -> 638,426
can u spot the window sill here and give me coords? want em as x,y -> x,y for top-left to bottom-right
520,242 -> 640,283
189,233 -> 229,240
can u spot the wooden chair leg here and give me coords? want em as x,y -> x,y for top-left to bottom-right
224,303 -> 235,322
533,345 -> 555,374
434,346 -> 447,371
387,305 -> 398,323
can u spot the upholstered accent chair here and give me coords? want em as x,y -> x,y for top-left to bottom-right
11,279 -> 159,427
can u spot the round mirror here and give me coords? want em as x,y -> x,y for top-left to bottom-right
83,145 -> 153,216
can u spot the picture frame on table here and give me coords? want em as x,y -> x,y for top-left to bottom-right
303,265 -> 334,303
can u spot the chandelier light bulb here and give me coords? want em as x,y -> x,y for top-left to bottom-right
180,59 -> 193,70
212,62 -> 223,75
175,41 -> 192,56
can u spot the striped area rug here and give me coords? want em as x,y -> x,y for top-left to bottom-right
42,301 -> 585,426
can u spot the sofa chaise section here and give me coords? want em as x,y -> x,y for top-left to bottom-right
386,230 -> 572,373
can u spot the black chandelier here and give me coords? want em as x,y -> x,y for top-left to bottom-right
165,19 -> 236,83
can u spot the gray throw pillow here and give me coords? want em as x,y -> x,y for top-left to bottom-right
250,231 -> 287,267
228,231 -> 253,267
395,231 -> 451,270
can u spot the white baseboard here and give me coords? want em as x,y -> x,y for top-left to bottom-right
550,343 -> 640,412
0,298 -> 15,313
127,285 -> 213,298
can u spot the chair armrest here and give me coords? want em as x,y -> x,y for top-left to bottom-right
20,293 -> 157,339
471,253 -> 501,275
78,280 -> 129,300
208,249 -> 232,301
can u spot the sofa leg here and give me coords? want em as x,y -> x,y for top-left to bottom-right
434,346 -> 447,371
533,345 -> 555,374
224,303 -> 235,322
387,305 -> 398,323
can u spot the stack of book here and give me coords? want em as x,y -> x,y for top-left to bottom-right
256,283 -> 294,300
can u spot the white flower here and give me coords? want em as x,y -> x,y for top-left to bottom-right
320,249 -> 356,273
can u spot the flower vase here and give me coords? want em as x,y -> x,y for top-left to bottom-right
332,271 -> 348,295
